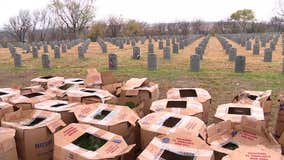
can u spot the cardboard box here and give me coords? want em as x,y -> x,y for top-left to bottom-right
275,94 -> 284,137
117,78 -> 159,115
47,83 -> 79,100
214,103 -> 264,125
65,78 -> 85,86
20,85 -> 45,95
138,111 -> 207,149
278,132 -> 284,155
138,131 -> 214,160
0,102 -> 14,125
85,68 -> 123,94
31,76 -> 64,89
72,103 -> 140,144
167,88 -> 211,124
53,123 -> 135,160
0,127 -> 18,160
0,88 -> 20,102
34,100 -> 79,124
207,117 -> 280,160
232,90 -> 272,126
150,98 -> 203,119
66,88 -> 117,104
1,109 -> 66,160
8,92 -> 56,110
222,145 -> 282,160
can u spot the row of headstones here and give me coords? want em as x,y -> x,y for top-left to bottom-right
220,34 -> 281,63
12,39 -> 86,68
107,35 -> 203,70
78,39 -> 92,59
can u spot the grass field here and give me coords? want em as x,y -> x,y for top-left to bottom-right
0,36 -> 283,131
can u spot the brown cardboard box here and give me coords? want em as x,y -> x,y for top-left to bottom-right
66,88 -> 117,104
150,98 -> 203,119
276,95 -> 284,137
278,132 -> 284,155
20,85 -> 45,95
0,88 -> 20,102
233,90 -> 272,126
138,131 -> 214,160
222,145 -> 282,160
85,68 -> 123,94
47,83 -> 79,100
207,117 -> 280,160
167,88 -> 211,124
72,103 -> 140,145
138,111 -> 207,149
0,102 -> 14,125
31,76 -> 64,89
34,100 -> 79,124
8,92 -> 56,110
0,127 -> 18,160
65,78 -> 85,86
214,103 -> 264,126
53,123 -> 135,160
1,109 -> 66,160
118,78 -> 159,115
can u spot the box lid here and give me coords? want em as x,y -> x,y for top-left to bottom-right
73,103 -> 139,126
34,100 -> 79,112
167,88 -> 211,103
150,99 -> 203,116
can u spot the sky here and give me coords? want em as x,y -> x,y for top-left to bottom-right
0,0 -> 280,28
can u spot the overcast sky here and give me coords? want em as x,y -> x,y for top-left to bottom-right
0,0 -> 280,27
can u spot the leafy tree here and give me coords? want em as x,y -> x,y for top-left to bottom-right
123,20 -> 144,36
230,9 -> 255,32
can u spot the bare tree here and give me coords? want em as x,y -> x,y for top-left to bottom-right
191,20 -> 204,34
5,10 -> 32,42
106,16 -> 124,37
50,0 -> 95,38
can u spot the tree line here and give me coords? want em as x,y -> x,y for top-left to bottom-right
2,0 -> 284,44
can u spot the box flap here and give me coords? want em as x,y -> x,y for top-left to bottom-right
85,68 -> 102,87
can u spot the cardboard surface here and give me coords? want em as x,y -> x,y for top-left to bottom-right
8,92 -> 56,110
54,123 -> 135,160
0,102 -> 14,125
150,98 -> 203,118
207,117 -> 280,160
0,88 -> 20,102
214,103 -> 264,124
138,111 -> 207,149
0,127 -> 18,160
223,145 -> 282,160
138,131 -> 214,160
1,109 -> 65,160
31,76 -> 64,89
34,100 -> 79,124
66,88 -> 116,104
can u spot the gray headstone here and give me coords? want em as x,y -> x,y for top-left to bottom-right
14,53 -> 22,67
163,46 -> 171,60
190,54 -> 200,72
246,41 -> 252,50
159,41 -> 163,50
166,39 -> 171,46
148,43 -> 154,53
131,41 -> 136,47
54,45 -> 61,59
147,53 -> 157,70
108,54 -> 117,70
62,44 -> 67,53
133,47 -> 140,59
44,45 -> 48,53
235,56 -> 246,73
195,47 -> 203,60
173,43 -> 179,54
253,43 -> 260,55
102,44 -> 107,53
119,42 -> 124,49
42,53 -> 50,69
78,46 -> 85,59
229,48 -> 237,61
32,47 -> 38,58
264,48 -> 272,62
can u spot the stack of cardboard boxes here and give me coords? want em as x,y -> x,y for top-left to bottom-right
0,68 -> 283,160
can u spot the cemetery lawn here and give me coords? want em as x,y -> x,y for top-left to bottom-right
0,36 -> 283,130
